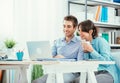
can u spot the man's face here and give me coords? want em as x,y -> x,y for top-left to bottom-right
63,20 -> 76,37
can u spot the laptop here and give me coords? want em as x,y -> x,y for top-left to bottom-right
27,41 -> 52,60
27,41 -> 76,61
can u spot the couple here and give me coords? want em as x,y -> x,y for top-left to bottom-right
33,15 -> 119,83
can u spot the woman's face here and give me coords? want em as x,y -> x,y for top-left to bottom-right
78,26 -> 90,41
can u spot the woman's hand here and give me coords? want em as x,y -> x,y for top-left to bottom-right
82,42 -> 93,52
53,55 -> 65,58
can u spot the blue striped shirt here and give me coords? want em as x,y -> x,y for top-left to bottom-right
52,36 -> 83,60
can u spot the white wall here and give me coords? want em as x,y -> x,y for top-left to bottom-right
13,0 -> 68,42
0,0 -> 68,82
0,0 -> 68,57
0,0 -> 68,42
0,0 -> 14,40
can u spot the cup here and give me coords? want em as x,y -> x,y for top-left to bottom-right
81,40 -> 90,52
81,40 -> 90,46
16,52 -> 24,61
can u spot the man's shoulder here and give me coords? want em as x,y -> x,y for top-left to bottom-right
53,37 -> 64,44
72,36 -> 81,43
75,36 -> 80,41
55,37 -> 64,41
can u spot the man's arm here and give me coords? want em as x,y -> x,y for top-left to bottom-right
51,40 -> 57,57
53,55 -> 65,58
52,40 -> 65,58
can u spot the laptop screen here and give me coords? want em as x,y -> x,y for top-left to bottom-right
26,41 -> 52,60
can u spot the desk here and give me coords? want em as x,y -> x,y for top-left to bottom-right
0,61 -> 115,83
0,61 -> 59,83
42,61 -> 115,83
0,61 -> 30,83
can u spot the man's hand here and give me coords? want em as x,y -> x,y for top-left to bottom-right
53,55 -> 65,58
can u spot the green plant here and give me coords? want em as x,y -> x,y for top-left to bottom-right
31,65 -> 43,82
76,31 -> 80,36
4,39 -> 16,49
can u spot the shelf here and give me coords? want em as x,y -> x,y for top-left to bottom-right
68,0 -> 120,49
69,0 -> 120,8
94,22 -> 120,28
87,0 -> 120,8
110,44 -> 120,49
110,44 -> 120,47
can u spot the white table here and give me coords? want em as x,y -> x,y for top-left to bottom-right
0,61 -> 30,83
0,61 -> 59,83
0,60 -> 115,83
42,61 -> 115,83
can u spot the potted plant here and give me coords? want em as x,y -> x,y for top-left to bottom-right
4,39 -> 16,49
31,65 -> 43,82
4,39 -> 16,56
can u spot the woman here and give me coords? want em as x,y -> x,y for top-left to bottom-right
77,20 -> 119,83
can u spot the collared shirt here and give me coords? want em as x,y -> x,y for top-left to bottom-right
84,37 -> 119,83
52,36 -> 83,60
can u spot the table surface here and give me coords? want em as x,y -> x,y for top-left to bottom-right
0,60 -> 115,83
0,60 -> 115,65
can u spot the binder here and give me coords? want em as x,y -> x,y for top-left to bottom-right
101,6 -> 108,22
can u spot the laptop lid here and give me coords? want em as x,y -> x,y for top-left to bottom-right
26,41 -> 52,60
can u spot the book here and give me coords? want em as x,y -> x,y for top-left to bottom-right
100,6 -> 108,22
102,32 -> 111,44
94,5 -> 101,21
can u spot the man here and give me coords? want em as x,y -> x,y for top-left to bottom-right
32,15 -> 83,83
52,15 -> 84,83
52,15 -> 83,60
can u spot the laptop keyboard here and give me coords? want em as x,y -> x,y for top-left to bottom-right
36,58 -> 76,62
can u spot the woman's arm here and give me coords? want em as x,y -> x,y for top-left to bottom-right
90,38 -> 112,61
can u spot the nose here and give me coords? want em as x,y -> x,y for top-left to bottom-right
64,27 -> 68,31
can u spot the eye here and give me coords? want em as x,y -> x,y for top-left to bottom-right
67,25 -> 71,28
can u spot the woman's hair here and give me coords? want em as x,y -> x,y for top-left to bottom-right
78,20 -> 98,39
64,15 -> 78,28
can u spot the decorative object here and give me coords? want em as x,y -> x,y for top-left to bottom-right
16,51 -> 24,61
117,37 -> 120,44
4,39 -> 16,49
4,39 -> 16,56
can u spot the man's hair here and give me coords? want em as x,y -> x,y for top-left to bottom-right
64,15 -> 78,28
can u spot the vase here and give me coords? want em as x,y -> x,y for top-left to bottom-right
6,48 -> 14,58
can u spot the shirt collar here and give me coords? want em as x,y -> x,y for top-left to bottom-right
62,35 -> 77,43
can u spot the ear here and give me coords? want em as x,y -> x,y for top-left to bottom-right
73,26 -> 77,30
89,30 -> 93,35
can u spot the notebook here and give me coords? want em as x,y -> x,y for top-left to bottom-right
27,41 -> 76,61
27,41 -> 52,60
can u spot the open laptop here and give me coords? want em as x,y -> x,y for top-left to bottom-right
27,41 -> 76,61
27,41 -> 52,60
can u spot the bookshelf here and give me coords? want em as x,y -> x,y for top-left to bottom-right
69,0 -> 120,8
110,44 -> 120,49
94,21 -> 120,28
68,0 -> 120,49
